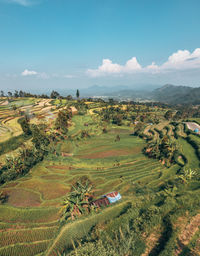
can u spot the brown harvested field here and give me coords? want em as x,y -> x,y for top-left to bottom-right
109,128 -> 130,134
46,165 -> 73,174
3,188 -> 42,207
78,145 -> 110,155
46,165 -> 72,170
78,147 -> 142,159
40,174 -> 66,180
17,179 -> 69,200
2,181 -> 19,188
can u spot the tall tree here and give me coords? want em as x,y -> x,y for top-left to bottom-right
19,90 -> 24,97
76,89 -> 80,99
19,116 -> 32,136
164,110 -> 173,120
14,90 -> 19,98
8,91 -> 12,98
55,108 -> 72,134
0,91 -> 4,97
50,90 -> 60,99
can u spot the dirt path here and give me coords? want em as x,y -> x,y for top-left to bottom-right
0,100 -> 9,106
37,99 -> 52,108
175,213 -> 200,255
141,230 -> 161,256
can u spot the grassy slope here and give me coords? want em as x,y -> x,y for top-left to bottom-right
0,101 -> 199,256
178,137 -> 199,169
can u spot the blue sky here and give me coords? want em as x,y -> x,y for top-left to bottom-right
0,0 -> 200,92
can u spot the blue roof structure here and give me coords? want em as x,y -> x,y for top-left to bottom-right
104,191 -> 122,204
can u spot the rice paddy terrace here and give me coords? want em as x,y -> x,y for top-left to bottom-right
0,98 -> 55,143
0,98 -> 199,256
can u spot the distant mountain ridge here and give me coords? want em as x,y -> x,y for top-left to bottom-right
153,84 -> 200,104
83,84 -> 200,104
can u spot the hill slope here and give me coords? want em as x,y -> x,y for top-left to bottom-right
153,84 -> 200,104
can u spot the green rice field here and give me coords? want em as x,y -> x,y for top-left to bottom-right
0,98 -> 199,256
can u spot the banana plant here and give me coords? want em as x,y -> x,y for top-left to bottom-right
61,180 -> 93,221
179,168 -> 197,184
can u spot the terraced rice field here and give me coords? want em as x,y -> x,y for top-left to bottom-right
1,101 -> 199,255
0,98 -> 55,143
0,110 -> 175,255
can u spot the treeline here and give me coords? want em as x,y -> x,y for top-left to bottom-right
0,90 -> 73,100
143,135 -> 178,167
0,108 -> 72,185
0,124 -> 51,184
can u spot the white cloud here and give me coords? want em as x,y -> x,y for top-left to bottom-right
87,48 -> 200,77
87,57 -> 141,77
161,48 -> 200,70
5,0 -> 31,6
21,69 -> 49,79
21,69 -> 38,76
4,0 -> 42,6
125,57 -> 142,71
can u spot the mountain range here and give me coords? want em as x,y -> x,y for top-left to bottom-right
80,84 -> 200,104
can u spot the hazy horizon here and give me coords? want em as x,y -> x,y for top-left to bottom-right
1,0 -> 200,91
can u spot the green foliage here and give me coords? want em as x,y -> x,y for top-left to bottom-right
0,133 -> 30,156
19,116 -> 32,136
50,90 -> 60,99
164,110 -> 173,120
0,123 -> 51,185
76,89 -> 80,99
61,179 -> 94,221
46,201 -> 131,255
55,108 -> 72,134
0,240 -> 50,256
144,136 -> 178,166
31,124 -> 50,150
0,99 -> 200,256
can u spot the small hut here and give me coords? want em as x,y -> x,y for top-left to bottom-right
92,197 -> 110,208
92,191 -> 121,208
105,191 -> 122,204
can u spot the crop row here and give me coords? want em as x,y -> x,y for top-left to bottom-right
0,239 -> 51,256
0,206 -> 60,223
45,201 -> 131,256
99,163 -> 161,180
0,226 -> 58,247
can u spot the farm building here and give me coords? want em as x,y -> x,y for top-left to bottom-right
92,197 -> 110,208
92,191 -> 121,208
105,191 -> 122,203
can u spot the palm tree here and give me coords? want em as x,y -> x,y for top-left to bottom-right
163,185 -> 178,199
61,180 -> 93,221
179,168 -> 196,184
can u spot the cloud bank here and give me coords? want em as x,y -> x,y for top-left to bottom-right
87,48 -> 200,77
21,69 -> 38,76
21,69 -> 49,79
4,0 -> 40,6
21,69 -> 75,79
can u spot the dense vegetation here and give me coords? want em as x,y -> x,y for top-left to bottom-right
0,95 -> 199,256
